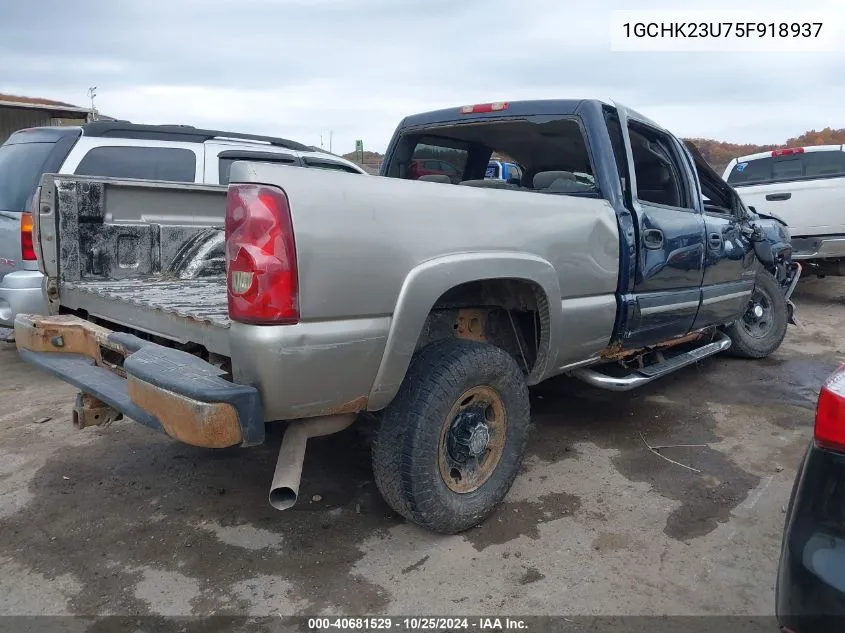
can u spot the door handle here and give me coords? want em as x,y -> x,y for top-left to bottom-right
643,228 -> 664,249
765,192 -> 791,201
708,232 -> 723,250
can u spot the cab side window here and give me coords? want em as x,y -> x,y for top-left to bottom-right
628,123 -> 693,211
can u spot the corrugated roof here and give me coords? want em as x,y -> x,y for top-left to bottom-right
0,93 -> 79,108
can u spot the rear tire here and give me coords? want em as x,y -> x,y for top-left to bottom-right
372,338 -> 531,534
724,271 -> 788,359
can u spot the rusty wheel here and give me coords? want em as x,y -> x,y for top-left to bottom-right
438,386 -> 507,493
372,338 -> 531,534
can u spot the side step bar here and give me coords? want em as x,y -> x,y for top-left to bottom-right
572,332 -> 732,392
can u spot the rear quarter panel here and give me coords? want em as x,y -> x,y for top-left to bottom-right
230,161 -> 621,404
233,162 -> 619,316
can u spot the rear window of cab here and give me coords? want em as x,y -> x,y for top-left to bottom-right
727,150 -> 845,187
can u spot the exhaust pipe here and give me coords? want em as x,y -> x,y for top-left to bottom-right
269,414 -> 356,510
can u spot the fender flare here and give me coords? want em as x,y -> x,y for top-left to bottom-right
367,251 -> 561,411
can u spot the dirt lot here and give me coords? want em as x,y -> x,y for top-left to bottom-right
0,278 -> 842,620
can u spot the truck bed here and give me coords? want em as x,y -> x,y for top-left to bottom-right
37,175 -> 231,355
64,277 -> 230,326
59,277 -> 231,355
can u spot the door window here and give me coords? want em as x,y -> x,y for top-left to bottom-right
628,122 -> 693,210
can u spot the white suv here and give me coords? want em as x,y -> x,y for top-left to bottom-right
0,121 -> 367,327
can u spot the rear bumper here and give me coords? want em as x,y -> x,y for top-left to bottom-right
14,314 -> 264,448
0,270 -> 48,327
791,235 -> 845,261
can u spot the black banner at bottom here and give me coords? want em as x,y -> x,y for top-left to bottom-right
0,616 -> 808,633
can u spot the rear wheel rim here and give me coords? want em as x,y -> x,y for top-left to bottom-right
438,385 -> 507,493
741,286 -> 774,339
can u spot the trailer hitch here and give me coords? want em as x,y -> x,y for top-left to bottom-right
72,392 -> 123,429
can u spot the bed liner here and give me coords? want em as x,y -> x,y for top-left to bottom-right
59,276 -> 231,356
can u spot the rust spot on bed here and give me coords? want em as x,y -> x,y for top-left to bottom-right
455,308 -> 488,342
127,376 -> 242,448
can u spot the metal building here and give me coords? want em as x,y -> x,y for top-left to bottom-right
0,94 -> 93,144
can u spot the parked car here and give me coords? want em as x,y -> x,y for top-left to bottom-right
777,364 -> 845,632
15,99 -> 800,534
407,157 -> 462,182
0,121 -> 367,328
723,145 -> 845,277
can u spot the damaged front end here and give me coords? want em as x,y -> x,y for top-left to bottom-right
749,211 -> 802,326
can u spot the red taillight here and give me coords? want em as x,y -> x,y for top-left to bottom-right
224,184 -> 298,325
815,365 -> 845,452
772,147 -> 804,157
458,102 -> 509,114
20,213 -> 36,261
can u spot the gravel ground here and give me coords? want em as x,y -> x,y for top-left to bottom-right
0,277 -> 842,622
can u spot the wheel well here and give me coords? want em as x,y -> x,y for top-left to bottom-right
414,279 -> 551,377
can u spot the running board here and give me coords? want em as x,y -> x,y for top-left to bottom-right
572,332 -> 732,392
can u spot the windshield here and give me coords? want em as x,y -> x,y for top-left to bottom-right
0,141 -> 56,212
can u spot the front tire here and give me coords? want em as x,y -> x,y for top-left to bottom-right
372,338 -> 531,534
725,271 -> 788,359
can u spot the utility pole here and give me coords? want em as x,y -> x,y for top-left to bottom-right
87,86 -> 98,121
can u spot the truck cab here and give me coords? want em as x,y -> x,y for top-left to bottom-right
382,100 -> 797,358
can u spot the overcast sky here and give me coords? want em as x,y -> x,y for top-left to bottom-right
2,0 -> 843,154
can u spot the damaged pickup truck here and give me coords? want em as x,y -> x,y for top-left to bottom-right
15,99 -> 800,534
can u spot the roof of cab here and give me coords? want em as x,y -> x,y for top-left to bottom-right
396,98 -> 662,133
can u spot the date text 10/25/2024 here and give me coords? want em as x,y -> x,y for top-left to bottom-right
308,618 -> 529,631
